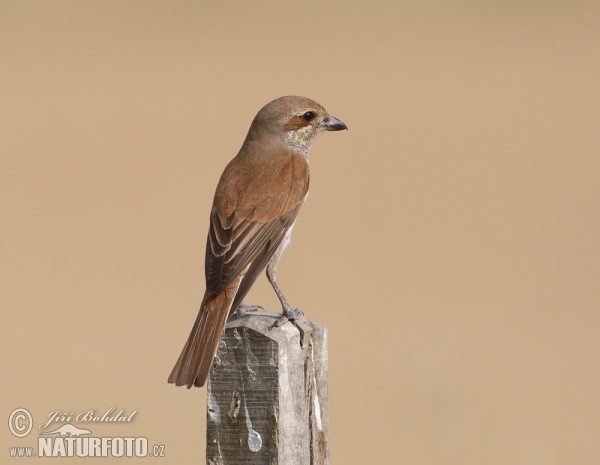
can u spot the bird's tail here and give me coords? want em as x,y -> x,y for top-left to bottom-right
168,277 -> 240,388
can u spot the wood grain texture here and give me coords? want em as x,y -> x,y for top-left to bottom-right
207,312 -> 328,465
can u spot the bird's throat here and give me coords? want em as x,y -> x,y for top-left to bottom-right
284,126 -> 319,158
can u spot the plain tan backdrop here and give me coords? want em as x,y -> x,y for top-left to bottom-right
2,1 -> 599,464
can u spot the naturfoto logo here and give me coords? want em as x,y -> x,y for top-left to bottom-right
8,408 -> 166,459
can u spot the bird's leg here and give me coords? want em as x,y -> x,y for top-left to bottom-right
268,274 -> 303,320
266,251 -> 303,327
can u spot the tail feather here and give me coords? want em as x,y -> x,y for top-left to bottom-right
168,277 -> 240,388
193,302 -> 230,387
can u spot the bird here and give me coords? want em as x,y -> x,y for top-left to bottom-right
168,96 -> 347,388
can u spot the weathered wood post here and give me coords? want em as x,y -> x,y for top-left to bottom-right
206,312 -> 329,464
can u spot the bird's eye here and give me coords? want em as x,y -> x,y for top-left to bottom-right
301,111 -> 316,123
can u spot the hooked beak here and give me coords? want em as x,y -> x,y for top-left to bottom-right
320,115 -> 348,131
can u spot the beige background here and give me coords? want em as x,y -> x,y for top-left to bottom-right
2,1 -> 599,464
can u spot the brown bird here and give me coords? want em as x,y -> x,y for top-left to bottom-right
168,96 -> 347,388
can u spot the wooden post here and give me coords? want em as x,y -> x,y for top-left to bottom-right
206,312 -> 329,465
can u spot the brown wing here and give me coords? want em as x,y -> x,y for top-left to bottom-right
205,151 -> 309,298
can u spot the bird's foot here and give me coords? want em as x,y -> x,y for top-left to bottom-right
235,302 -> 264,318
271,305 -> 311,347
272,304 -> 304,328
283,305 -> 304,320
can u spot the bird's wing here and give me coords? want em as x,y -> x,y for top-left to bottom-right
205,153 -> 309,297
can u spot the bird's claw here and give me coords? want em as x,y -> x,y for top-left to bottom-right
270,305 -> 303,329
282,306 -> 303,320
272,316 -> 288,328
235,302 -> 264,317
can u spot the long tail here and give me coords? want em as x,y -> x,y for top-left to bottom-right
168,277 -> 240,388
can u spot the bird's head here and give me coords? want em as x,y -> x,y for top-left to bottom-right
247,96 -> 347,155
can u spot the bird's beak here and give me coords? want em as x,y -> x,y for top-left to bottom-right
320,115 -> 348,131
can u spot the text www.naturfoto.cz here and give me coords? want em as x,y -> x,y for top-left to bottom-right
9,447 -> 33,457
